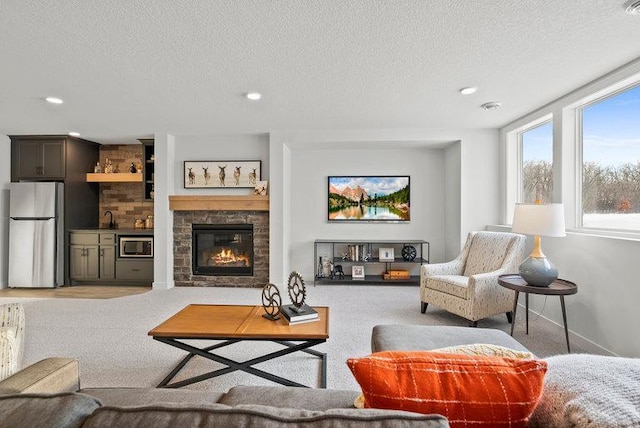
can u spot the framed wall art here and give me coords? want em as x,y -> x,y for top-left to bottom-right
184,160 -> 261,188
378,247 -> 395,262
351,265 -> 365,280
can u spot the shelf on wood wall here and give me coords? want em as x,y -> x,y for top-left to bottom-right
168,195 -> 269,211
86,173 -> 143,182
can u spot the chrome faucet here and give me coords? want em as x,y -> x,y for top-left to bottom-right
104,210 -> 115,229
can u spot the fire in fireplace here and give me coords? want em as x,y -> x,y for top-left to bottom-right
192,224 -> 253,276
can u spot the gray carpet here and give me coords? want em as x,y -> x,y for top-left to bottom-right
1,285 -> 584,392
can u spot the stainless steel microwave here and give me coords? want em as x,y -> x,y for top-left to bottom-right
119,236 -> 153,258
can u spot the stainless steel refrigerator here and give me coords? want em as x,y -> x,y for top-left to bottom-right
8,182 -> 64,288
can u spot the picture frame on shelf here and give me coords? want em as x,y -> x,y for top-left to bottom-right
351,265 -> 365,280
184,160 -> 261,188
378,247 -> 395,262
254,180 -> 268,196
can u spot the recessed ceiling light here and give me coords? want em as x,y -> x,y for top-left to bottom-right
68,132 -> 80,137
460,87 -> 477,95
625,0 -> 640,14
481,101 -> 502,111
45,97 -> 64,104
246,92 -> 262,101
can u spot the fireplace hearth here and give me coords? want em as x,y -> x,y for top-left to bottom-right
192,224 -> 253,276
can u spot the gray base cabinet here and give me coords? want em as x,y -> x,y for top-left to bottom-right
69,231 -> 116,283
69,230 -> 152,285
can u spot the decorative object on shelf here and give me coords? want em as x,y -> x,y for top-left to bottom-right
149,184 -> 154,199
317,257 -> 324,278
511,202 -> 566,287
378,247 -> 395,262
383,269 -> 410,280
322,258 -> 333,277
401,245 -> 417,261
327,175 -> 410,223
261,283 -> 281,321
254,180 -> 268,196
94,161 -> 102,173
183,160 -> 261,188
287,271 -> 306,308
129,162 -> 137,173
342,253 -> 349,261
332,264 -> 345,279
104,158 -> 113,173
363,252 -> 372,262
136,160 -> 143,173
352,265 -> 365,280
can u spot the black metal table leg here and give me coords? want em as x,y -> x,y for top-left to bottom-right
560,295 -> 571,353
154,337 -> 326,388
510,290 -> 519,336
525,292 -> 529,335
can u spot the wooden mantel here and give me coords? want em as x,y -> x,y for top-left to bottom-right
169,195 -> 269,211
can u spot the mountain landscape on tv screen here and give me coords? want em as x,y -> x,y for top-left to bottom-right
328,176 -> 409,221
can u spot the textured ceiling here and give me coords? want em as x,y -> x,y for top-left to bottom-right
1,1 -> 640,144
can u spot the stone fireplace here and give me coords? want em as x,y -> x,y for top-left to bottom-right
171,195 -> 269,288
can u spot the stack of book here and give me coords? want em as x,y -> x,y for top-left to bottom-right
347,244 -> 367,261
382,269 -> 411,280
280,304 -> 319,325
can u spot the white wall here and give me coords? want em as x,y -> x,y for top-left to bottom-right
0,135 -> 10,288
152,133 -> 175,290
288,146 -> 446,279
172,134 -> 270,194
444,142 -> 461,261
265,128 -> 501,287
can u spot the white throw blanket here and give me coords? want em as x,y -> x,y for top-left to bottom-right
529,354 -> 640,427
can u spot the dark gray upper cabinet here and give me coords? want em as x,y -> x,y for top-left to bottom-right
11,137 -> 66,180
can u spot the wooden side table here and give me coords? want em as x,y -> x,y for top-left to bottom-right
498,274 -> 578,353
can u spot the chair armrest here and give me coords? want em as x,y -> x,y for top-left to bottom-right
468,268 -> 511,292
0,327 -> 18,382
421,259 -> 464,277
0,358 -> 79,394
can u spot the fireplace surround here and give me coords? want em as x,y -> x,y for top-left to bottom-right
173,209 -> 268,288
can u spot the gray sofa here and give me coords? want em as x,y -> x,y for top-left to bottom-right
1,325 -> 638,427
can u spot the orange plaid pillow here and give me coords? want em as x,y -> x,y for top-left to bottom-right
347,351 -> 547,428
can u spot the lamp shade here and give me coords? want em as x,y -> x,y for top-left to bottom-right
511,203 -> 566,237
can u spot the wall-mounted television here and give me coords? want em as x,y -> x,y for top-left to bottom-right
328,176 -> 410,222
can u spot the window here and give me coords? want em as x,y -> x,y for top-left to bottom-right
520,121 -> 553,203
581,84 -> 640,231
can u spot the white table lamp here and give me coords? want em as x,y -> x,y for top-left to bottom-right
511,203 -> 566,287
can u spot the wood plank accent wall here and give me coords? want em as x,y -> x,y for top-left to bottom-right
169,195 -> 269,211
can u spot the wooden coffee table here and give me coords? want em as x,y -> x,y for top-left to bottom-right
148,304 -> 329,388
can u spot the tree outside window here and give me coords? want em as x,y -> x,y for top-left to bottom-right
521,121 -> 553,203
582,84 -> 640,230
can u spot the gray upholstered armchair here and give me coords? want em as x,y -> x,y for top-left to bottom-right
420,231 -> 526,327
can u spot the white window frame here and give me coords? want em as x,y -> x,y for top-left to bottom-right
577,82 -> 640,233
501,60 -> 640,240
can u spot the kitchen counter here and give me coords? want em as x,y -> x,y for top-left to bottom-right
70,228 -> 154,234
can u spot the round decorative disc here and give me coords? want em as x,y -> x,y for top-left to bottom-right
401,245 -> 417,261
287,271 -> 306,308
261,283 -> 281,320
